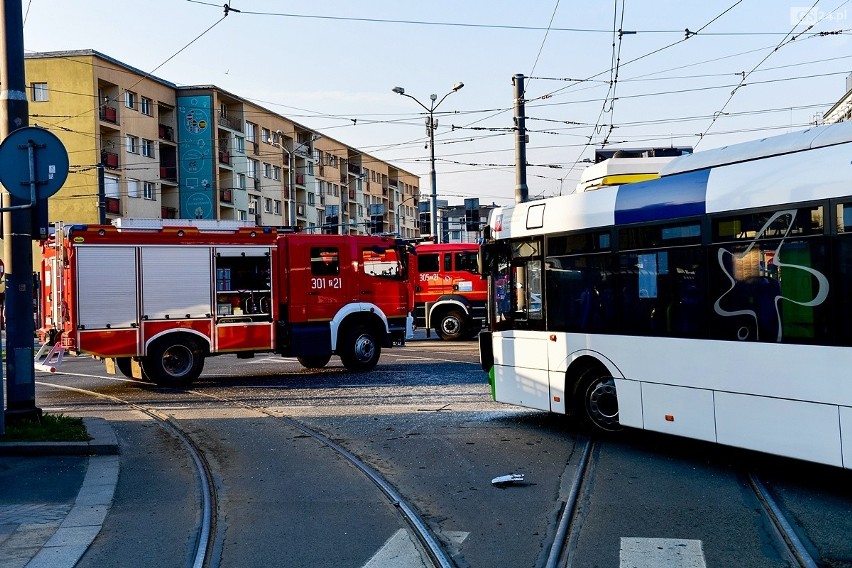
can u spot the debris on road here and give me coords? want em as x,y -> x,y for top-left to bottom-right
491,473 -> 525,487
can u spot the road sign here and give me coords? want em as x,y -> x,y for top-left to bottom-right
0,126 -> 69,201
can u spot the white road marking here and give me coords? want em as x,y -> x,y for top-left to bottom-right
439,530 -> 470,544
361,529 -> 429,568
619,537 -> 707,568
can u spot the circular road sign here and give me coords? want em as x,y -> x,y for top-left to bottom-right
0,126 -> 69,201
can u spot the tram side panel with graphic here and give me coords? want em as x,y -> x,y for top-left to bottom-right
409,243 -> 487,340
38,220 -> 413,387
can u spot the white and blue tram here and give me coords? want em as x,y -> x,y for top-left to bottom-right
479,122 -> 852,468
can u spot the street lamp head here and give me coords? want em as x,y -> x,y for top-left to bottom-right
392,86 -> 405,95
452,82 -> 464,92
430,93 -> 437,102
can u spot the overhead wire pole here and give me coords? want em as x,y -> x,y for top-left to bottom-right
513,74 -> 529,204
392,83 -> 464,243
0,0 -> 41,423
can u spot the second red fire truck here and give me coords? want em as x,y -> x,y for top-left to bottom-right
38,219 -> 413,387
410,242 -> 487,340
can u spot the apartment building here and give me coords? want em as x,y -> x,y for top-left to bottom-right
22,50 -> 420,234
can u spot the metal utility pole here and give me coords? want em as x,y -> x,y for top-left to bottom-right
0,0 -> 41,423
513,74 -> 529,204
392,82 -> 464,243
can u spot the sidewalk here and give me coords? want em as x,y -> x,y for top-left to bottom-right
0,418 -> 119,568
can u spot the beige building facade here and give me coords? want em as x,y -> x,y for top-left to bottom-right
21,50 -> 420,236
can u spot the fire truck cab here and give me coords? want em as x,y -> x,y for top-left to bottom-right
39,219 -> 413,386
410,242 -> 486,340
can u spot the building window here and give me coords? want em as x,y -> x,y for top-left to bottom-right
104,175 -> 120,198
142,139 -> 154,158
238,173 -> 246,190
247,159 -> 257,179
261,128 -> 270,143
31,82 -> 48,102
263,162 -> 272,178
124,90 -> 137,110
308,193 -> 315,206
274,200 -> 281,215
273,165 -> 281,181
245,122 -> 256,142
143,181 -> 155,200
264,198 -> 273,213
140,97 -> 152,116
126,135 -> 139,154
127,179 -> 140,198
235,136 -> 245,154
238,210 -> 247,221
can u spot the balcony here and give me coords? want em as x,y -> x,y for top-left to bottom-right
218,115 -> 242,131
159,166 -> 177,181
219,151 -> 231,165
161,206 -> 177,219
105,197 -> 120,215
220,188 -> 233,203
101,150 -> 119,169
158,124 -> 175,141
348,163 -> 362,176
295,173 -> 305,186
100,107 -> 118,124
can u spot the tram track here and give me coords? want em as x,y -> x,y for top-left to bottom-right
538,432 -> 829,568
748,472 -> 819,568
35,380 -> 216,568
38,375 -> 456,568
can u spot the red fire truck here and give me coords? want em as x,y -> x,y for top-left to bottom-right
37,219 -> 413,387
410,243 -> 487,340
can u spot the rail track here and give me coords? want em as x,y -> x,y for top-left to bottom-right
37,376 -> 455,568
541,435 -> 827,568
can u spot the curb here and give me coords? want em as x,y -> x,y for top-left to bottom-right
0,417 -> 119,456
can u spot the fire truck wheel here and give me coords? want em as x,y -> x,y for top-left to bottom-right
141,336 -> 205,387
115,357 -> 135,380
435,310 -> 466,341
297,354 -> 332,369
115,357 -> 147,381
340,324 -> 382,372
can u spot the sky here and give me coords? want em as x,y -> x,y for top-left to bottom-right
20,0 -> 852,206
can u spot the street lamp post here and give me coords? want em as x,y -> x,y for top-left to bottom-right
396,193 -> 419,236
275,131 -> 321,227
392,82 -> 463,243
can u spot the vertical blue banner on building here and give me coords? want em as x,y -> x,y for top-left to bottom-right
177,95 -> 214,219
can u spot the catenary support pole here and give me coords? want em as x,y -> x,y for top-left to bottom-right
513,74 -> 529,204
0,0 -> 41,423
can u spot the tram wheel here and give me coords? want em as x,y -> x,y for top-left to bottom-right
574,367 -> 622,433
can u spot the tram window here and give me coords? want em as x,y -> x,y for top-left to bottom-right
834,234 -> 852,345
545,254 -> 615,333
709,238 -> 829,343
618,247 -> 706,337
619,221 -> 701,250
512,240 -> 540,259
836,203 -> 852,233
444,253 -> 452,272
714,205 -> 823,242
548,230 -> 611,256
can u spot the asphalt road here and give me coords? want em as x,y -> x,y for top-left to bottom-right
33,334 -> 852,568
